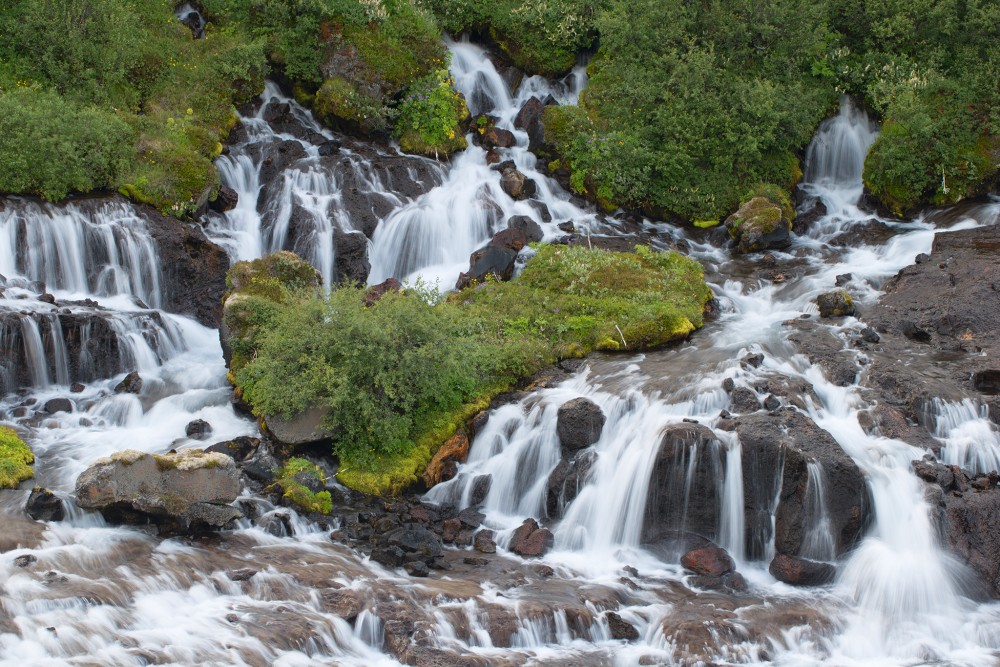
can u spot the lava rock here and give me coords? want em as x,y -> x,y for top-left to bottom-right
729,387 -> 761,413
115,371 -> 143,394
816,290 -> 856,318
768,553 -> 836,586
681,546 -> 735,577
556,397 -> 606,451
508,518 -> 554,557
473,529 -> 497,554
210,185 -> 239,213
185,419 -> 213,440
25,487 -> 66,522
606,611 -> 640,641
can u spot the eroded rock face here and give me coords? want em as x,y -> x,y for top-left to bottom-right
75,449 -> 242,529
423,432 -> 469,488
738,409 -> 872,560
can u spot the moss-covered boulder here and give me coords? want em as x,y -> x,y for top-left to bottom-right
725,196 -> 793,254
0,427 -> 34,489
74,449 -> 242,528
275,458 -> 332,514
816,290 -> 856,318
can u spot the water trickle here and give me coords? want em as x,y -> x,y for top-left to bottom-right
800,461 -> 836,561
929,397 -> 1000,475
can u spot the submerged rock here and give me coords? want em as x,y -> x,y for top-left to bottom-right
74,449 -> 242,529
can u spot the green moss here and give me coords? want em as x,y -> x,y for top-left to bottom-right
231,244 -> 712,496
0,427 -> 34,489
276,457 -> 332,514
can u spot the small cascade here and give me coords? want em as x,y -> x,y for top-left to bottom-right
928,397 -> 1000,474
19,317 -> 51,387
801,97 -> 879,213
800,462 -> 836,561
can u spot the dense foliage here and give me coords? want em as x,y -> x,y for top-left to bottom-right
0,0 -> 267,215
0,426 -> 33,489
394,67 -> 469,156
420,0 -> 602,76
229,245 -> 711,494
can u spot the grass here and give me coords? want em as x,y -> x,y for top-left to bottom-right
0,427 -> 34,489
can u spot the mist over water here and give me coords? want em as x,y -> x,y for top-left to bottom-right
2,43 -> 999,667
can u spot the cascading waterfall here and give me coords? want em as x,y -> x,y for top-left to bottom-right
4,39 -> 1000,667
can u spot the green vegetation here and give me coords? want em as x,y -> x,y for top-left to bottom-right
395,68 -> 469,156
420,0 -> 602,76
228,245 -> 712,495
0,0 -> 267,215
0,426 -> 34,489
276,457 -> 333,514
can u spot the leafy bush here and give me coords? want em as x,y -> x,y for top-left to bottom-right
395,68 -> 469,156
0,88 -> 134,200
230,245 -> 712,494
0,426 -> 34,489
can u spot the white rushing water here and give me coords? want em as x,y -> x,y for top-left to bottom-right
3,40 -> 1000,666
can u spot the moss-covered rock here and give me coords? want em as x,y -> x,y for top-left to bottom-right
816,290 -> 856,318
275,458 -> 332,514
0,427 -> 34,489
724,196 -> 793,254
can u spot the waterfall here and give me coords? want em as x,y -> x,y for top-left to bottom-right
928,397 -> 1000,475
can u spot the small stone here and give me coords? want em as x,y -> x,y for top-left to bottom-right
763,394 -> 781,411
114,371 -> 143,394
228,568 -> 257,582
835,273 -> 852,287
463,556 -> 490,567
226,614 -> 239,623
70,383 -> 86,393
14,554 -> 37,567
860,327 -> 880,343
473,530 -> 497,554
606,611 -> 640,641
442,518 -> 462,543
404,561 -> 430,577
185,419 -> 213,440
722,378 -> 735,393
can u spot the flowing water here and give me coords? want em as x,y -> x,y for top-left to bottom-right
2,39 -> 1000,666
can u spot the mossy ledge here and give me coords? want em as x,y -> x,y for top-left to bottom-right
0,426 -> 34,489
225,244 -> 714,497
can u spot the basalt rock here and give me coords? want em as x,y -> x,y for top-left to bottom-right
680,546 -> 734,577
115,371 -> 143,394
75,449 -> 242,529
499,166 -> 536,200
210,185 -> 239,213
738,409 -> 872,560
556,397 -> 606,451
333,230 -> 371,285
545,450 -> 595,519
507,215 -> 544,243
508,518 -> 554,557
514,96 -> 549,154
768,553 -> 836,586
25,487 -> 66,522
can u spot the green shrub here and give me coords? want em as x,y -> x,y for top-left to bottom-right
231,245 -> 712,495
395,68 -> 469,156
0,88 -> 134,201
0,427 -> 34,489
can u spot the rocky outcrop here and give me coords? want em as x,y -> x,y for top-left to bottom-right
75,449 -> 242,529
333,230 -> 371,285
643,423 -> 725,544
738,409 -> 872,560
455,224 -> 535,290
914,459 -> 1000,597
555,397 -> 606,450
423,432 -> 469,488
499,164 -> 536,200
725,197 -> 793,254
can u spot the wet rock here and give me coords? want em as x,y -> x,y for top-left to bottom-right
14,554 -> 36,567
507,215 -> 544,243
473,529 -> 497,554
383,526 -> 443,561
463,556 -> 489,567
527,201 -> 552,223
606,611 -> 639,641
508,518 -> 554,557
75,449 -> 242,529
514,96 -> 548,154
741,352 -> 764,369
729,386 -> 761,413
43,398 -> 72,414
768,553 -> 836,586
499,166 -> 536,200
556,397 -> 606,450
898,319 -> 932,343
763,394 -> 781,411
470,474 -> 492,505
457,507 -> 485,529
204,436 -> 259,463
482,127 -> 515,149
442,518 -> 462,543
115,371 -> 143,394
423,432 -> 469,488
371,545 -> 405,568
25,487 -> 65,522
545,450 -> 595,518
210,184 -> 239,213
816,290 -> 856,318
557,221 -> 575,233
973,370 -> 1000,395
722,377 -> 735,393
793,198 -> 827,233
70,383 -> 85,393
915,459 -> 1000,598
228,568 -> 257,582
725,197 -> 792,254
265,405 -> 334,446
318,588 -> 365,622
185,419 -> 212,440
738,409 -> 872,560
680,546 -> 734,577
333,230 -> 370,285
404,561 -> 430,577
835,273 -> 852,287
860,327 -> 880,343
643,423 -> 724,544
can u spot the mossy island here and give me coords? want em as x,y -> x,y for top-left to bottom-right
224,245 -> 713,496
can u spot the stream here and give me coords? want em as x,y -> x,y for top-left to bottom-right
1,38 -> 999,666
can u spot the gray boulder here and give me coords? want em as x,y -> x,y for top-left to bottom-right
75,449 -> 242,528
556,398 -> 606,450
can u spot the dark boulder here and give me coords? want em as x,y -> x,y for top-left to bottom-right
383,526 -> 443,561
680,546 -> 734,577
643,423 -> 725,544
738,409 -> 872,560
508,518 -> 554,557
185,419 -> 213,440
725,197 -> 792,254
606,612 -> 639,641
43,398 -> 73,414
729,387 -> 761,413
556,398 -> 606,450
499,167 -> 536,200
482,127 -> 515,149
546,450 -> 595,518
25,487 -> 65,522
507,215 -> 543,243
115,371 -> 143,394
768,553 -> 836,586
473,529 -> 497,554
333,230 -> 370,285
514,96 -> 548,154
210,185 -> 239,213
816,290 -> 856,318
205,436 -> 260,463
455,243 -> 519,290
